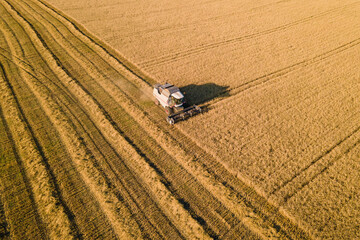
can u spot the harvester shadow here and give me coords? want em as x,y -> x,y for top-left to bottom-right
180,83 -> 230,108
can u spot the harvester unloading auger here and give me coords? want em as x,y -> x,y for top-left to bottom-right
153,83 -> 202,124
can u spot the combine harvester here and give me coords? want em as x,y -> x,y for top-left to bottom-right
153,83 -> 202,124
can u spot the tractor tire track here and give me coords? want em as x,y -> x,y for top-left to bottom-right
139,1 -> 360,68
270,121 -> 360,204
122,0 -> 292,38
283,136 -> 360,204
209,35 -> 360,108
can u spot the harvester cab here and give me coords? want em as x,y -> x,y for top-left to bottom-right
153,83 -> 202,124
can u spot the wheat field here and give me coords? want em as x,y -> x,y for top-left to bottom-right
0,0 -> 359,239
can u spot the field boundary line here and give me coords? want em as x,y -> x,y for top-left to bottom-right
37,0 -> 155,87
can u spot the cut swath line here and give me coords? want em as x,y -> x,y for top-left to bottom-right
1,2 -> 144,238
36,0 -> 154,87
0,60 -> 75,239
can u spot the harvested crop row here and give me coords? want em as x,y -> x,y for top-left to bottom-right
0,10 -> 124,240
0,32 -> 48,240
0,1 -> 143,238
0,60 -> 73,239
0,109 -> 37,240
0,29 -> 167,240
